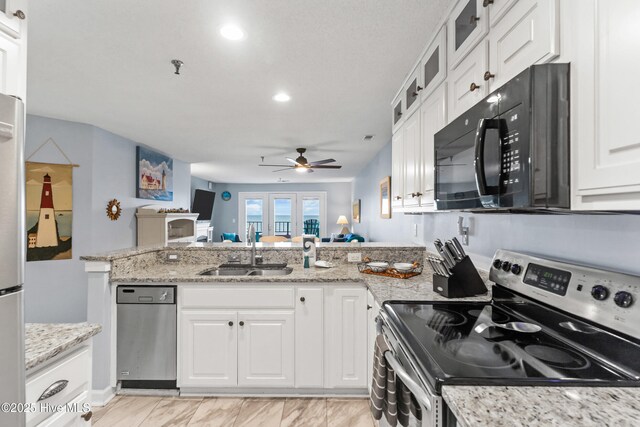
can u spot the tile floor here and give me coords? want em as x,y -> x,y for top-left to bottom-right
92,395 -> 377,427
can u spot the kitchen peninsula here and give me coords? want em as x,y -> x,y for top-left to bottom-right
81,242 -> 490,403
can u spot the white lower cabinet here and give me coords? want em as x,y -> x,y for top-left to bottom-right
179,284 -> 366,391
26,344 -> 93,427
180,311 -> 237,387
366,291 -> 381,393
325,286 -> 368,389
295,287 -> 324,388
238,311 -> 294,387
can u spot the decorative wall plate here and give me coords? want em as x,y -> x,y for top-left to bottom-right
221,191 -> 231,201
106,199 -> 122,221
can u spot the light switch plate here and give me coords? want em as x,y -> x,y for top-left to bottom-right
348,253 -> 362,263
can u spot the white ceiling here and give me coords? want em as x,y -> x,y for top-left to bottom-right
27,0 -> 449,183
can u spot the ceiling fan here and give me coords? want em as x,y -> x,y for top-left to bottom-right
259,148 -> 342,173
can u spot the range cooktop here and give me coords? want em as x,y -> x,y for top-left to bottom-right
381,250 -> 640,394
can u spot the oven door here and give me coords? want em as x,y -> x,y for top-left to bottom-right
379,320 -> 448,427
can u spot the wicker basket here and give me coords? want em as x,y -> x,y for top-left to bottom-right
357,260 -> 422,279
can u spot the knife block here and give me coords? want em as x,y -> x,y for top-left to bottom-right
432,256 -> 488,298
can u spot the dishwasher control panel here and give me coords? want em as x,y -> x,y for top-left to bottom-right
116,286 -> 175,304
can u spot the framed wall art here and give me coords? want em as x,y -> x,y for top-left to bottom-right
136,146 -> 173,201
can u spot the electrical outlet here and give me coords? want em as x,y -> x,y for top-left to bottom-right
348,253 -> 362,263
166,253 -> 180,262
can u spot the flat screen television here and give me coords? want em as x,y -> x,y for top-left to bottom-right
192,189 -> 215,221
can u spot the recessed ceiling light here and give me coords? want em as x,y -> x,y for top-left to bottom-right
273,92 -> 291,102
220,24 -> 245,41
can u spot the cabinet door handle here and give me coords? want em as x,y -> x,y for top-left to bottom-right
470,82 -> 480,92
367,305 -> 372,310
239,321 -> 245,326
394,196 -> 402,200
412,86 -> 423,97
470,15 -> 480,24
228,321 -> 234,327
13,10 -> 25,19
300,296 -> 306,302
37,380 -> 69,401
483,0 -> 494,6
396,111 -> 403,117
484,71 -> 495,81
81,411 -> 93,421
415,192 -> 423,197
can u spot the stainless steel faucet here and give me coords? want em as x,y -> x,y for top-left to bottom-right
247,224 -> 257,267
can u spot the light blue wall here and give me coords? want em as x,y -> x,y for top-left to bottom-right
352,141 -> 640,275
200,182 -> 352,240
25,115 -> 191,322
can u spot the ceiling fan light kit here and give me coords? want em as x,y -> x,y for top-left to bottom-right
259,147 -> 342,173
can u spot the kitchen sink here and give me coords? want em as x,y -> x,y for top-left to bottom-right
199,264 -> 292,277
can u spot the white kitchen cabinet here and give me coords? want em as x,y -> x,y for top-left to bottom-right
237,311 -> 294,387
403,109 -> 422,208
391,130 -> 405,210
420,84 -> 448,209
179,311 -> 238,387
448,0 -> 489,69
487,0 -> 559,90
366,291 -> 381,393
391,91 -> 404,134
0,32 -> 19,97
404,64 -> 423,118
295,287 -> 324,388
572,0 -> 640,210
487,0 -> 517,27
26,344 -> 93,427
449,40 -> 489,121
420,25 -> 448,102
325,287 -> 367,389
0,0 -> 25,38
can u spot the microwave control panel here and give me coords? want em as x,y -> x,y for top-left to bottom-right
500,107 -> 525,194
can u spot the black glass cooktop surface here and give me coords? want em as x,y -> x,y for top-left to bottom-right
382,300 -> 640,393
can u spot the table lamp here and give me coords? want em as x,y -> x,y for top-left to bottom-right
336,215 -> 350,235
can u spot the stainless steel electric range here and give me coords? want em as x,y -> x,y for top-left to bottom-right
378,250 -> 640,427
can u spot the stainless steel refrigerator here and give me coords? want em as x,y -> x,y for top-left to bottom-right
0,93 -> 26,427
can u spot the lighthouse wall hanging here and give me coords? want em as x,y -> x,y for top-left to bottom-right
136,146 -> 173,201
25,162 -> 73,261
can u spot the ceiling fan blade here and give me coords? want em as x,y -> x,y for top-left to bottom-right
286,157 -> 302,166
259,164 -> 292,167
308,159 -> 336,166
310,165 -> 342,169
271,167 -> 294,172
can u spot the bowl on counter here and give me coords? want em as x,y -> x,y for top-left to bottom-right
367,262 -> 389,272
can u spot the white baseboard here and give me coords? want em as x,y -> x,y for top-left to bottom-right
91,385 -> 116,407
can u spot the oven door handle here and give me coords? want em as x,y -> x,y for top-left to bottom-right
384,350 -> 432,412
474,118 -> 501,197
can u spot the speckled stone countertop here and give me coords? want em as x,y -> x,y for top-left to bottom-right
442,386 -> 640,427
25,323 -> 102,371
80,242 -> 426,261
110,262 -> 492,304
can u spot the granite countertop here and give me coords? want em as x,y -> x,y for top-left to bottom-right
80,241 -> 426,261
110,262 -> 492,304
442,386 -> 640,427
25,323 -> 102,371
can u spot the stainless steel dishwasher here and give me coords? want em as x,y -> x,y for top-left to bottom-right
117,285 -> 176,389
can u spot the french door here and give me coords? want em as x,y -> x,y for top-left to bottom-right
268,194 -> 297,237
238,192 -> 326,240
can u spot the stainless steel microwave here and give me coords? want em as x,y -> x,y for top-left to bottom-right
434,64 -> 570,211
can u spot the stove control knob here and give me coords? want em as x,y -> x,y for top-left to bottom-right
591,285 -> 609,301
510,264 -> 522,275
501,261 -> 511,272
614,291 -> 633,308
493,259 -> 502,269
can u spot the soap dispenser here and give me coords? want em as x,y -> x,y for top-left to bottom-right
302,235 -> 316,267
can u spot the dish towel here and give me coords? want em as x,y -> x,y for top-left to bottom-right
369,335 -> 422,427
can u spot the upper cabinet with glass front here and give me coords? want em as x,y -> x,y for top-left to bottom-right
0,0 -> 25,39
420,26 -> 447,102
448,0 -> 488,69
